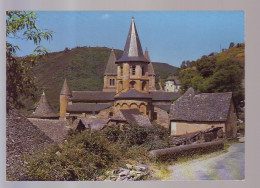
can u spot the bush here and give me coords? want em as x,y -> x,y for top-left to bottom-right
25,130 -> 119,181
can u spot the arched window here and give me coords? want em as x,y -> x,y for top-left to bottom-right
142,81 -> 147,91
130,81 -> 136,89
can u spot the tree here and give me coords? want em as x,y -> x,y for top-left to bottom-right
229,42 -> 235,49
6,11 -> 53,108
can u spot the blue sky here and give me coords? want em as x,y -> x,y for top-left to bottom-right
8,11 -> 244,67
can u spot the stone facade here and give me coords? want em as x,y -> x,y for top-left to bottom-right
165,80 -> 181,92
154,106 -> 170,129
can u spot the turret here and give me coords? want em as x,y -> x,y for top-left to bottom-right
103,48 -> 117,92
60,78 -> 72,119
145,48 -> 156,91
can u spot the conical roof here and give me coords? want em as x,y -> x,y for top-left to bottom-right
30,91 -> 57,118
60,78 -> 72,96
145,48 -> 155,75
104,48 -> 117,75
117,17 -> 149,63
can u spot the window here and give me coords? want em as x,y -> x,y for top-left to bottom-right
142,67 -> 145,76
131,65 -> 136,75
110,79 -> 115,86
154,112 -> 158,120
120,66 -> 123,76
109,112 -> 113,117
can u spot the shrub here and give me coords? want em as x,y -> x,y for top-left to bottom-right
25,130 -> 119,181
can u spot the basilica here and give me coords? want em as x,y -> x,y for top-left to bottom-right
59,18 -> 179,128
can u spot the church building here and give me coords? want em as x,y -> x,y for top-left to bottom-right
59,18 -> 179,128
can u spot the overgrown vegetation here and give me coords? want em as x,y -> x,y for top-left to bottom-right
25,124 -> 170,181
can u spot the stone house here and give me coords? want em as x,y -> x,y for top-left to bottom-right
164,75 -> 181,92
169,87 -> 237,139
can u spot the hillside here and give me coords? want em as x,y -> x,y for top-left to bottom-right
22,47 -> 178,114
178,43 -> 245,112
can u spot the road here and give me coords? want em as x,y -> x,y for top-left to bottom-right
168,142 -> 245,180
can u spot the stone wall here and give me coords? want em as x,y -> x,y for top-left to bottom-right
225,102 -> 238,138
170,121 -> 225,136
154,106 -> 169,129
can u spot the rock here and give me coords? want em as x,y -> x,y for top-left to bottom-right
110,175 -> 117,181
133,173 -> 144,180
126,163 -> 133,170
116,176 -> 127,181
119,169 -> 130,176
135,164 -> 148,171
55,151 -> 61,156
129,170 -> 136,177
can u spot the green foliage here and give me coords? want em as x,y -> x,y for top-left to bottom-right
178,44 -> 245,111
6,11 -> 53,108
26,130 -> 119,181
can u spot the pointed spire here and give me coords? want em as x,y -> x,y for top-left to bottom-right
145,48 -> 155,75
30,91 -> 57,118
60,78 -> 72,96
117,18 -> 149,63
104,48 -> 117,75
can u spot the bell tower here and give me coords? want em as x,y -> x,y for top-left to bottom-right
115,17 -> 150,94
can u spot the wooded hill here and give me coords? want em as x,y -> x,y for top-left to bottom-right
178,43 -> 245,113
22,47 -> 178,114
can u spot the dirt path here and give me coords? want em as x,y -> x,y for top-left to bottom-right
168,142 -> 245,180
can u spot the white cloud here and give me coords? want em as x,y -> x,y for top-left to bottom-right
101,14 -> 110,19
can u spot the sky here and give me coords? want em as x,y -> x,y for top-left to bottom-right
7,11 -> 245,67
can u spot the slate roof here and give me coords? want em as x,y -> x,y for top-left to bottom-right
154,104 -> 171,112
110,109 -> 152,127
72,118 -> 109,131
60,78 -> 72,95
29,118 -> 70,144
67,103 -> 112,112
169,87 -> 233,122
30,91 -> 58,118
144,48 -> 155,75
116,18 -> 149,63
166,75 -> 181,85
150,91 -> 180,101
71,91 -> 116,102
115,88 -> 152,99
104,48 -> 117,75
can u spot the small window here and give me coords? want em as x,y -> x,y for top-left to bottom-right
110,79 -> 115,86
120,66 -> 123,76
142,67 -> 145,76
131,65 -> 136,75
154,112 -> 158,120
109,112 -> 113,117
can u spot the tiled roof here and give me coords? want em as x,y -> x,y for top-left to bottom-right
116,18 -> 149,63
154,104 -> 171,112
73,118 -> 109,131
110,109 -> 152,127
115,89 -> 152,99
30,91 -> 58,118
60,78 -> 72,95
67,103 -> 112,112
169,87 -> 233,122
29,118 -> 70,144
150,91 -> 180,101
71,91 -> 116,102
104,49 -> 117,75
166,75 -> 181,85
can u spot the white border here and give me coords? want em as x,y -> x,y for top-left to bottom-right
1,0 -> 260,188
